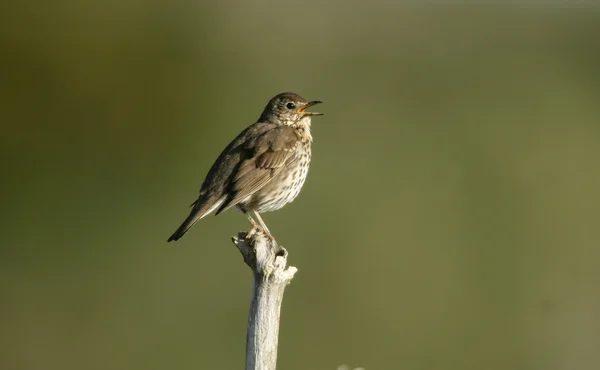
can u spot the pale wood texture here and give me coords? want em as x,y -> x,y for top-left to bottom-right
232,231 -> 297,370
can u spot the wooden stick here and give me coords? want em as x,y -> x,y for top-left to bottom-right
232,231 -> 297,370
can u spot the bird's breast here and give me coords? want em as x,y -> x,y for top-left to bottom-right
251,143 -> 311,213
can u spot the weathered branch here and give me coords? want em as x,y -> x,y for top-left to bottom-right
232,231 -> 297,370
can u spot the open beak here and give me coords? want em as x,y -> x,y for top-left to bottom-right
297,100 -> 323,116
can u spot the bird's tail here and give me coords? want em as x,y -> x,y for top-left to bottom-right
167,212 -> 203,242
167,196 -> 225,242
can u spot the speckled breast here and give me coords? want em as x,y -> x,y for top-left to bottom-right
251,143 -> 311,213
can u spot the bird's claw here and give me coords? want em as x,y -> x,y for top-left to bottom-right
245,226 -> 275,241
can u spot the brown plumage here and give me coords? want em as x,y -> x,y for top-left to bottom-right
168,92 -> 323,242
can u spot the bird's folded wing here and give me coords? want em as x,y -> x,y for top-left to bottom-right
215,126 -> 299,214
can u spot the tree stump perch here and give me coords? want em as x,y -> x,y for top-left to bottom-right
232,231 -> 297,370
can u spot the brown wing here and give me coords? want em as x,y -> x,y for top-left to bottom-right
168,122 -> 277,241
215,126 -> 299,214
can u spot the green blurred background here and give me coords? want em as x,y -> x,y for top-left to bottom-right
2,2 -> 600,370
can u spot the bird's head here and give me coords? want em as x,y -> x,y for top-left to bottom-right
259,92 -> 323,127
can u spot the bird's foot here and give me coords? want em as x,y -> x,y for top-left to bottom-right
263,230 -> 275,241
246,226 -> 259,240
246,226 -> 275,241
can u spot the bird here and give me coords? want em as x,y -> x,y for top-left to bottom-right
167,92 -> 323,242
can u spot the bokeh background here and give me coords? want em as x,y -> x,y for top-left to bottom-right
2,2 -> 600,370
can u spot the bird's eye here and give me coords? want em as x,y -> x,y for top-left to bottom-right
286,102 -> 296,109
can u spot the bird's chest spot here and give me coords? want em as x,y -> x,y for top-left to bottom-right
255,147 -> 311,212
283,149 -> 311,199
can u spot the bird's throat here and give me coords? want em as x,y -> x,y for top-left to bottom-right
295,117 -> 313,143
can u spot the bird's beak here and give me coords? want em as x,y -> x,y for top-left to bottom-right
297,100 -> 323,116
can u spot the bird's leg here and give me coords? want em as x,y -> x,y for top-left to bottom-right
252,210 -> 274,239
246,212 -> 259,228
245,212 -> 261,239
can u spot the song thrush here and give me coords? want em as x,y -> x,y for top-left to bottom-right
168,92 -> 323,242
